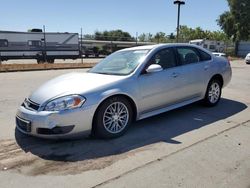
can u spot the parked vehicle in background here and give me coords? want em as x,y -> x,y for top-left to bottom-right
81,47 -> 99,58
245,53 -> 250,64
0,30 -> 79,64
189,39 -> 225,53
16,44 -> 232,139
212,52 -> 227,58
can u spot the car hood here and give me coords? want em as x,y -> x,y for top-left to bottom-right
29,72 -> 125,105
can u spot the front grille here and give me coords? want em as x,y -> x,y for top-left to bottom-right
22,98 -> 40,111
37,125 -> 74,135
16,116 -> 31,133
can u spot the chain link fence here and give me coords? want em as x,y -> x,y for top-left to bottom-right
80,34 -> 236,57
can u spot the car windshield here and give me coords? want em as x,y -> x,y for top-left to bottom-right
89,50 -> 149,75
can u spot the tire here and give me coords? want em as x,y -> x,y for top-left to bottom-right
93,96 -> 133,138
47,59 -> 54,64
37,59 -> 44,64
203,79 -> 222,107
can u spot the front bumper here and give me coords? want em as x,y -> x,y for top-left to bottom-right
246,59 -> 250,64
16,104 -> 97,139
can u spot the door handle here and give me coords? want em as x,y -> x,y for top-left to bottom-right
204,65 -> 209,70
172,72 -> 179,78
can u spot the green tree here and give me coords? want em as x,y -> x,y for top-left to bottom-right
138,33 -> 153,42
168,33 -> 176,40
94,30 -> 134,41
209,31 -> 229,41
152,32 -> 168,43
179,25 -> 193,41
217,0 -> 250,41
179,25 -> 229,42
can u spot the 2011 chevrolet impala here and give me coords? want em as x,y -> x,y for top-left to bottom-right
16,44 -> 232,139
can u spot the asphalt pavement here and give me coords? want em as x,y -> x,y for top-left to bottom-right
1,58 -> 103,65
0,60 -> 249,188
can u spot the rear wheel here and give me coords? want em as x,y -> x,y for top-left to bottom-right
47,59 -> 55,64
203,79 -> 222,106
93,96 -> 133,138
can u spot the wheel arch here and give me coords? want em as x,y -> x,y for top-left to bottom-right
209,74 -> 224,87
91,93 -> 138,134
203,74 -> 223,106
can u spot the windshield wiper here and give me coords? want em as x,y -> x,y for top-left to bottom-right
94,72 -> 112,75
93,72 -> 125,76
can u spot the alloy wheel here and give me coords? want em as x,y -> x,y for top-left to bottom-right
103,102 -> 129,134
208,82 -> 221,104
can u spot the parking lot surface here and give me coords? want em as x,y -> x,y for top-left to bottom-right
1,58 -> 103,65
0,60 -> 249,188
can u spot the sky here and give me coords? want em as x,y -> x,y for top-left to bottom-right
1,0 -> 229,37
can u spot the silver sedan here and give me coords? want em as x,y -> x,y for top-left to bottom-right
16,44 -> 232,139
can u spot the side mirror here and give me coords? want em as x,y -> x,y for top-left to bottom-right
146,64 -> 163,73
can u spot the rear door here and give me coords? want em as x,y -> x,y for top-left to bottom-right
175,46 -> 212,99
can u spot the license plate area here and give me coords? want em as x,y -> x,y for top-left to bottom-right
16,116 -> 31,133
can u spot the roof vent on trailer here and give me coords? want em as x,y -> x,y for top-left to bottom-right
29,29 -> 43,32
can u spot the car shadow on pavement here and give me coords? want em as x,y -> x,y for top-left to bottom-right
15,98 -> 247,162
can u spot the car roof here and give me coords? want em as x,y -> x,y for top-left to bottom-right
119,43 -> 212,54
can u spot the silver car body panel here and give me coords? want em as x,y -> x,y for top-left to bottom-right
16,44 -> 232,138
245,53 -> 250,64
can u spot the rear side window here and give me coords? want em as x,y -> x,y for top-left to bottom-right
176,47 -> 200,65
0,39 -> 8,47
28,40 -> 42,47
197,49 -> 212,61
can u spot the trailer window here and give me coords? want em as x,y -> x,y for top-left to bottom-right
28,40 -> 42,47
209,45 -> 216,50
0,39 -> 8,47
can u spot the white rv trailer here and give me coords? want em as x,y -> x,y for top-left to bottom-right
0,31 -> 80,63
189,39 -> 225,53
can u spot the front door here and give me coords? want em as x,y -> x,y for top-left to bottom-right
138,47 -> 184,114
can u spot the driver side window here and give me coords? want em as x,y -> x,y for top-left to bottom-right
151,48 -> 177,70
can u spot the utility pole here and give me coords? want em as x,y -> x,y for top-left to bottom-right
43,25 -> 47,62
174,0 -> 185,43
136,32 -> 138,46
81,28 -> 83,63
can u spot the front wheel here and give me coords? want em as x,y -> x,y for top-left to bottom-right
93,97 -> 133,138
203,79 -> 222,106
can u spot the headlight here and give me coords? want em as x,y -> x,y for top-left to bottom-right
44,95 -> 86,111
